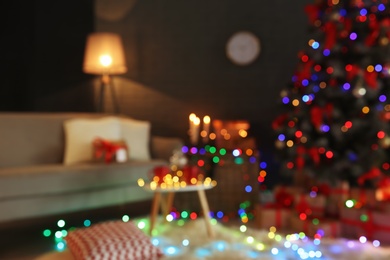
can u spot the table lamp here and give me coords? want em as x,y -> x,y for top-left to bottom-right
83,32 -> 127,113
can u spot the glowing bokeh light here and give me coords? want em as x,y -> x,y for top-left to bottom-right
323,49 -> 330,56
57,220 -> 65,228
373,240 -> 381,247
321,125 -> 330,132
43,229 -> 51,237
359,236 -> 367,243
350,32 -> 357,40
122,215 -> 130,222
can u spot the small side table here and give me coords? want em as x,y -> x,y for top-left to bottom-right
145,184 -> 215,238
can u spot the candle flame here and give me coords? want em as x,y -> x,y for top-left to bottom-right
189,113 -> 196,121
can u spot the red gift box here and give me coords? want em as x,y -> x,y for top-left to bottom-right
289,216 -> 341,238
93,138 -> 128,164
255,204 -> 291,230
295,194 -> 326,218
340,207 -> 390,244
349,188 -> 378,208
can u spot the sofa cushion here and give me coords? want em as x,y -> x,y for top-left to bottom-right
0,159 -> 166,200
120,118 -> 151,161
63,117 -> 121,165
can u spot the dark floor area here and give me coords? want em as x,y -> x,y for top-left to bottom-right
0,201 -> 151,260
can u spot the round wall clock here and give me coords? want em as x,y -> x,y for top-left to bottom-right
226,31 -> 261,66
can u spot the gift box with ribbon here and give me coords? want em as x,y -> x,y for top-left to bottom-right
323,181 -> 349,217
92,138 -> 128,164
295,193 -> 327,218
255,186 -> 298,230
255,203 -> 291,230
289,216 -> 341,238
340,207 -> 390,244
349,188 -> 377,209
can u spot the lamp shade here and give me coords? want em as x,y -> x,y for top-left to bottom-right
83,32 -> 127,75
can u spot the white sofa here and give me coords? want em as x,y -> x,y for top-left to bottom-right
0,113 -> 183,223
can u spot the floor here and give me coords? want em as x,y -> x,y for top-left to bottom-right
0,201 -> 151,260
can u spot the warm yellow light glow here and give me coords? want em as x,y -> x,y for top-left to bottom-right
150,181 -> 157,190
246,236 -> 254,244
269,226 -> 277,233
83,32 -> 127,75
200,130 -> 207,137
99,55 -> 112,67
362,106 -> 370,114
189,113 -> 196,121
256,243 -> 265,251
286,140 -> 294,147
203,115 -> 211,124
137,178 -> 145,187
194,117 -> 200,125
209,133 -> 216,140
367,65 -> 374,73
292,99 -> 300,106
239,129 -> 248,138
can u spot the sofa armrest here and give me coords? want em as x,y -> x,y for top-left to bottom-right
150,136 -> 184,161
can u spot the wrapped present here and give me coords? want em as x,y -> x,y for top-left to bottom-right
255,203 -> 291,230
340,207 -> 390,244
295,193 -> 326,218
349,187 -> 377,209
322,181 -> 349,217
151,166 -> 170,184
376,177 -> 390,203
273,185 -> 303,208
289,216 -> 341,238
93,138 -> 128,163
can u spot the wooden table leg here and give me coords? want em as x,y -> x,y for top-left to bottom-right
197,189 -> 215,238
149,191 -> 161,236
165,192 -> 175,221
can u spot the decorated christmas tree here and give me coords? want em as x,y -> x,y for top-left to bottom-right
273,0 -> 390,187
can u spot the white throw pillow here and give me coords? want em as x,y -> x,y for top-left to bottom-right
120,118 -> 151,160
63,117 -> 121,165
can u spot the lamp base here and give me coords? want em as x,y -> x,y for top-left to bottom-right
98,75 -> 120,114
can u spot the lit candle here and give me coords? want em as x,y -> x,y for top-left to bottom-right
202,115 -> 211,143
189,113 -> 196,141
191,117 -> 200,145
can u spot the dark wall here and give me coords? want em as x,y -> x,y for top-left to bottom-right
95,0 -> 312,147
1,0 -> 95,112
